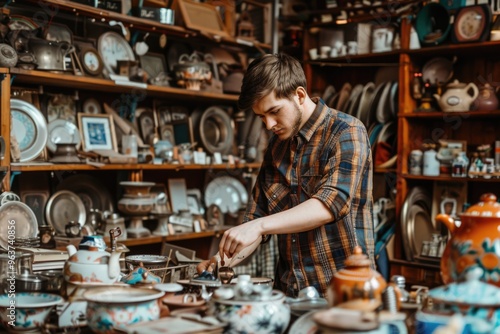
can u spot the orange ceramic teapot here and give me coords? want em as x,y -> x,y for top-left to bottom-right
435,193 -> 500,286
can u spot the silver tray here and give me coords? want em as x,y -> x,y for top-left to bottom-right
11,99 -> 48,162
0,202 -> 38,250
45,190 -> 86,236
56,174 -> 114,215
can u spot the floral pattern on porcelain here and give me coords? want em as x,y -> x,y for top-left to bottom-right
86,299 -> 160,334
212,291 -> 290,334
447,237 -> 500,283
0,292 -> 63,331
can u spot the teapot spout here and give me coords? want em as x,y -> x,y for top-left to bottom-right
433,94 -> 441,101
66,244 -> 77,257
108,251 -> 123,280
435,213 -> 457,234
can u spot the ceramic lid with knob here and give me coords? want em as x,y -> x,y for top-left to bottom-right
461,193 -> 500,218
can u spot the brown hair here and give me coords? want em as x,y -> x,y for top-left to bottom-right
238,53 -> 306,112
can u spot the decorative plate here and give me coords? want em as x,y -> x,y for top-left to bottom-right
407,204 -> 436,260
11,99 -> 48,162
289,310 -> 319,334
7,15 -> 39,30
198,106 -> 234,155
0,201 -> 38,250
355,82 -> 375,127
343,84 -> 363,116
45,190 -> 86,236
47,119 -> 81,153
56,174 -> 114,214
375,81 -> 393,124
82,98 -> 102,114
422,57 -> 453,85
204,176 -> 248,215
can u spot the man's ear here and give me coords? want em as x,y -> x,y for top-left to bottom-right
296,86 -> 307,105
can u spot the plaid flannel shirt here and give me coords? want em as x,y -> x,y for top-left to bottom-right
242,97 -> 375,297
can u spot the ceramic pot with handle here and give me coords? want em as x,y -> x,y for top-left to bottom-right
433,80 -> 479,112
436,193 -> 500,286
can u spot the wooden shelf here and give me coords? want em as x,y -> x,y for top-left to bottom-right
105,229 -> 226,247
390,258 -> 440,271
402,173 -> 500,183
11,162 -> 262,172
308,50 -> 401,65
400,110 -> 500,118
9,68 -> 239,104
18,0 -> 271,51
405,40 -> 500,58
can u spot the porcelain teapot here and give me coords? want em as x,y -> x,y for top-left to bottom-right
434,80 -> 478,112
63,227 -> 123,284
435,193 -> 500,287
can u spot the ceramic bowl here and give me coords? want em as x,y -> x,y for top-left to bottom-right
211,290 -> 290,334
0,292 -> 63,331
83,286 -> 164,334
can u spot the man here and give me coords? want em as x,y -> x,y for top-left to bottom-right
199,53 -> 375,297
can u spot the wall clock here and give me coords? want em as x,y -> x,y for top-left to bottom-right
79,47 -> 103,76
451,4 -> 491,43
97,31 -> 136,77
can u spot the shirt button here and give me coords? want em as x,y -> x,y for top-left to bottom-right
272,194 -> 277,199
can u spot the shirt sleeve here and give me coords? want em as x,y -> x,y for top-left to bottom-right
312,123 -> 372,221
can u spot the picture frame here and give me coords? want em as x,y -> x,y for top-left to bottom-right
21,191 -> 49,226
175,0 -> 230,38
77,113 -> 117,152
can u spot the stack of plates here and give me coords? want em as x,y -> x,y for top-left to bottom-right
400,186 -> 435,261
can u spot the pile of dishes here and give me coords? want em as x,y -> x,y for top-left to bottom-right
322,78 -> 398,169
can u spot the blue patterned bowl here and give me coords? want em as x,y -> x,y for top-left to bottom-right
83,286 -> 164,334
0,292 -> 63,331
211,290 -> 290,334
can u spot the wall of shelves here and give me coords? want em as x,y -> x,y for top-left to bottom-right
0,1 -> 270,253
302,9 -> 500,288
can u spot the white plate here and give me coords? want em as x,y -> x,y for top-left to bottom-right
355,82 -> 375,126
389,81 -> 399,118
11,99 -> 48,162
204,176 -> 248,215
343,84 -> 363,116
0,201 -> 38,250
422,57 -> 453,84
375,81 -> 393,123
45,190 -> 86,236
47,119 -> 81,153
289,310 -> 319,334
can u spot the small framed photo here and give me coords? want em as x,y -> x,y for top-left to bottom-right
77,113 -> 117,152
175,0 -> 230,38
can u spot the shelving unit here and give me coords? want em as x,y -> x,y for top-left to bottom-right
0,1 -> 271,254
302,9 -> 500,288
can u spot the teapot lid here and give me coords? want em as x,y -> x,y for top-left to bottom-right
344,246 -> 372,267
461,193 -> 500,218
429,268 -> 500,306
446,79 -> 465,88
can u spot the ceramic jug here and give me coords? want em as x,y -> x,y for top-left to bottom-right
473,83 -> 499,111
434,80 -> 479,112
435,193 -> 500,286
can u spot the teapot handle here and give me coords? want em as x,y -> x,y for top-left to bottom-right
178,53 -> 190,64
465,82 -> 479,101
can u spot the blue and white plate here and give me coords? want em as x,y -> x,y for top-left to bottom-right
11,99 -> 48,162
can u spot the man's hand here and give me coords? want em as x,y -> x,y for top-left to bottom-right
219,221 -> 262,260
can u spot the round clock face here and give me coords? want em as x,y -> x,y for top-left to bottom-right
457,10 -> 484,39
80,48 -> 103,76
453,6 -> 489,42
97,31 -> 136,76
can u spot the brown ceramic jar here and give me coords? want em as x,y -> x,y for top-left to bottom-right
327,246 -> 387,311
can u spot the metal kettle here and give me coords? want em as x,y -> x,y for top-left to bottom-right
27,38 -> 72,71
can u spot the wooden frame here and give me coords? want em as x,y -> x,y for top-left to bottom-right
175,0 -> 230,38
77,113 -> 117,152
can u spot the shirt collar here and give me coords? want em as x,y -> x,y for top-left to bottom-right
297,97 -> 329,142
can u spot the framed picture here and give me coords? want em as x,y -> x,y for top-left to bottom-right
175,0 -> 230,38
77,113 -> 117,152
21,191 -> 49,226
139,53 -> 167,80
